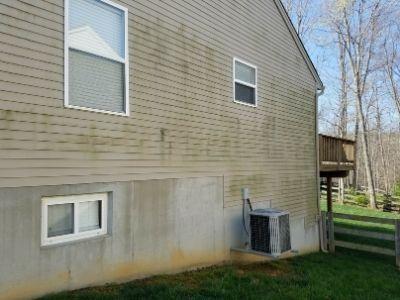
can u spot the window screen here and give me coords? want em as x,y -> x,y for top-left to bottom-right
234,59 -> 257,106
66,0 -> 128,114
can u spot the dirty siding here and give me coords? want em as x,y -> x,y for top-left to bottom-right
0,0 -> 320,297
0,0 -> 318,221
0,0 -> 319,226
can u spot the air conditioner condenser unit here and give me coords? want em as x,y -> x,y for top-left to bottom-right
249,208 -> 291,256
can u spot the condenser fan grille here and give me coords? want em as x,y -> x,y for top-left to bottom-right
249,209 -> 291,256
250,214 -> 270,253
279,214 -> 291,252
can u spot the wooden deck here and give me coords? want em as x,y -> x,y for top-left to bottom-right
319,134 -> 355,177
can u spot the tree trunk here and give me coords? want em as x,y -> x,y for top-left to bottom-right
376,102 -> 390,194
352,109 -> 359,190
355,93 -> 377,208
337,33 -> 348,205
338,179 -> 345,204
338,33 -> 348,139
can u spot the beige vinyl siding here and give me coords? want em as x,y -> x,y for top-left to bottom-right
0,0 -> 318,220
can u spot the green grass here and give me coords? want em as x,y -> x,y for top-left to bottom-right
321,199 -> 400,219
321,200 -> 400,248
40,249 -> 400,300
335,233 -> 395,248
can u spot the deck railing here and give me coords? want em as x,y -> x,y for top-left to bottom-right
319,134 -> 356,172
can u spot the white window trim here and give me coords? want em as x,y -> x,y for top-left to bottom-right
233,57 -> 258,108
41,193 -> 108,246
64,0 -> 130,116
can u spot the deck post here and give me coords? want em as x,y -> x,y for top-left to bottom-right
327,176 -> 333,213
328,211 -> 335,253
395,220 -> 400,268
326,177 -> 335,253
321,211 -> 328,250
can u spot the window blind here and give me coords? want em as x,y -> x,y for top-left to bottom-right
67,0 -> 127,114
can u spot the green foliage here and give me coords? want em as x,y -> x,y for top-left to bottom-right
381,194 -> 393,212
376,193 -> 385,202
393,182 -> 400,197
354,194 -> 369,206
347,187 -> 357,196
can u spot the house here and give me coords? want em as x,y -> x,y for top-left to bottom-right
0,0 -> 324,298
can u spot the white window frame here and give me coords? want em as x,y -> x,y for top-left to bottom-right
41,193 -> 108,246
64,0 -> 129,116
233,57 -> 258,107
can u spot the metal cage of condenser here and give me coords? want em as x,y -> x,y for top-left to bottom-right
249,208 -> 291,256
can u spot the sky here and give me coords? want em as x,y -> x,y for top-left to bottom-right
291,0 -> 400,135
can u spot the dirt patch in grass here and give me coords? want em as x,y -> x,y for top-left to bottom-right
236,260 -> 291,277
110,260 -> 291,291
85,284 -> 118,294
138,272 -> 202,289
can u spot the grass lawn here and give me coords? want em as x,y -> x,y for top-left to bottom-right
320,199 -> 400,220
40,249 -> 400,300
320,200 -> 400,248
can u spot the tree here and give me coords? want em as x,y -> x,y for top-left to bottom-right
374,90 -> 391,194
286,0 -> 400,206
329,0 -> 389,208
383,24 -> 400,117
337,33 -> 349,139
382,26 -> 400,195
337,32 -> 349,204
281,0 -> 316,43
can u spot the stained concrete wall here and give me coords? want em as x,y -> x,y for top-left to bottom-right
0,177 -> 226,299
0,176 -> 319,299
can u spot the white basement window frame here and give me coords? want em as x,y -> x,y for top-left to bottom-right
64,0 -> 129,116
41,193 -> 108,246
233,58 -> 258,107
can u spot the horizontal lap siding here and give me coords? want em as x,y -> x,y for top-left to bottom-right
0,0 -> 317,219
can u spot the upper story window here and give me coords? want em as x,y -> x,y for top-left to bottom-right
233,58 -> 257,107
65,0 -> 129,116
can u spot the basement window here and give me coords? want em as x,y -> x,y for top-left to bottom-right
233,58 -> 257,107
64,0 -> 129,116
41,193 -> 108,246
